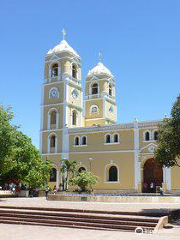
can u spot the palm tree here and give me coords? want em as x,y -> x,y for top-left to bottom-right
60,159 -> 77,191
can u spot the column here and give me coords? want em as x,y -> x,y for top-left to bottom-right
56,169 -> 60,190
134,119 -> 141,191
48,114 -> 50,130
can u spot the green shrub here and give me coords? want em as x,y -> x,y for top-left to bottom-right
69,171 -> 98,193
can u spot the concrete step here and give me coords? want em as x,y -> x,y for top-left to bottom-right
0,205 -> 164,217
0,217 -> 154,232
0,206 -> 163,232
0,208 -> 159,223
0,212 -> 157,228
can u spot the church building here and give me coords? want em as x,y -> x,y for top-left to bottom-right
40,30 -> 180,193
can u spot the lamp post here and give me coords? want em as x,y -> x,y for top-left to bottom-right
89,158 -> 93,172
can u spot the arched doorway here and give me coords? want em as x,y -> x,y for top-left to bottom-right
143,158 -> 163,193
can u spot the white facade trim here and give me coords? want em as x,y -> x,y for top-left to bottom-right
42,150 -> 135,156
104,162 -> 119,183
163,167 -> 171,191
134,121 -> 140,190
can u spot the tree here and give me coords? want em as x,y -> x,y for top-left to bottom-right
0,105 -> 17,174
60,159 -> 77,190
69,171 -> 98,193
0,105 -> 52,188
155,95 -> 180,167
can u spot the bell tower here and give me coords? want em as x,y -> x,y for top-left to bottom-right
84,53 -> 117,126
40,30 -> 83,162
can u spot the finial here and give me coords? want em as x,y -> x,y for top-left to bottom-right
99,52 -> 102,62
62,28 -> 66,40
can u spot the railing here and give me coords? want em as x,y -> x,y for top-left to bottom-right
44,74 -> 81,85
85,93 -> 115,100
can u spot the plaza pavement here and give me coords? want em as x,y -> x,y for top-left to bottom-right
0,197 -> 179,240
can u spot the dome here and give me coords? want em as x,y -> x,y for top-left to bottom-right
87,62 -> 113,77
47,40 -> 80,57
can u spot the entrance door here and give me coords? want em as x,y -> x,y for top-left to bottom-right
143,158 -> 163,193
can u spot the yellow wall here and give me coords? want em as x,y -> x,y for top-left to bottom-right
69,152 -> 135,190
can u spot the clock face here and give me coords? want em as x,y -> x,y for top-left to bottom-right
109,106 -> 114,113
72,89 -> 79,99
50,88 -> 58,98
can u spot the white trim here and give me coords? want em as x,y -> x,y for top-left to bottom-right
85,117 -> 104,121
42,150 -> 135,155
143,130 -> 152,141
163,167 -> 171,191
104,163 -> 119,183
71,109 -> 78,127
89,104 -> 99,115
74,136 -> 80,146
49,87 -> 59,99
103,98 -> 105,118
49,61 -> 61,80
40,129 -> 62,133
81,135 -> 87,146
134,120 -> 140,190
104,142 -> 120,145
104,133 -> 111,143
41,102 -> 64,107
47,132 -> 58,153
152,129 -> 158,141
76,164 -> 88,171
139,142 -> 157,153
89,81 -> 99,95
47,108 -> 59,130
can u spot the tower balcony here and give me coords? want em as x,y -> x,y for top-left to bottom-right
44,74 -> 81,86
85,92 -> 115,102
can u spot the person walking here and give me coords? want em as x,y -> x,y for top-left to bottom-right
53,185 -> 57,195
150,182 -> 154,193
159,187 -> 164,196
45,186 -> 49,200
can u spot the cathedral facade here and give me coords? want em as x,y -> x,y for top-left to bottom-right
40,32 -> 180,193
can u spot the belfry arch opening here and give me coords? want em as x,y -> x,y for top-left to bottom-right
143,158 -> 163,193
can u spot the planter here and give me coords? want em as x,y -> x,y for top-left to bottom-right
38,190 -> 46,197
19,190 -> 29,197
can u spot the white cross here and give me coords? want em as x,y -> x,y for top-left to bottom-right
62,28 -> 66,40
99,52 -> 102,62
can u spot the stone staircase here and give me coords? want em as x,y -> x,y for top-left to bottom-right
0,206 -> 167,232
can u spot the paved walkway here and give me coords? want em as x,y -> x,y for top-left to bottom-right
0,224 -> 180,240
0,197 -> 180,213
0,197 -> 179,239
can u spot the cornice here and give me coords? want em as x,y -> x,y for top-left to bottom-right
68,120 -> 162,134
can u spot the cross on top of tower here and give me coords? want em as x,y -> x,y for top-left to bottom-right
62,28 -> 66,40
99,52 -> 102,62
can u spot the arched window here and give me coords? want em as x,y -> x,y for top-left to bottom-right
51,63 -> 58,77
109,83 -> 112,96
106,134 -> 111,143
50,111 -> 57,125
72,65 -> 77,79
50,135 -> 56,148
114,134 -> 119,143
154,131 -> 158,140
145,132 -> 150,141
82,136 -> 87,145
109,166 -> 118,182
74,137 -> 79,146
72,110 -> 77,126
78,167 -> 86,173
91,83 -> 98,95
50,168 -> 56,182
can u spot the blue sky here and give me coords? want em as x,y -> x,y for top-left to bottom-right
0,0 -> 180,148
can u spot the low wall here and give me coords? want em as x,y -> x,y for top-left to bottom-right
0,190 -> 17,198
48,194 -> 180,203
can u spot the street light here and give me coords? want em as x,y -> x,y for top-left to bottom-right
89,158 -> 93,172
